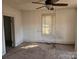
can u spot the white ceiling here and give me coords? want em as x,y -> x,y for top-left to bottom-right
3,0 -> 77,11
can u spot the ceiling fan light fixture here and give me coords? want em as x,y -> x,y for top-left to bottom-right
50,8 -> 54,10
46,5 -> 53,10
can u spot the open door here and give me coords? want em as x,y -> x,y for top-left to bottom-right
3,15 -> 15,52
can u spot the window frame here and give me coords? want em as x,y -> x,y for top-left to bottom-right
41,13 -> 55,36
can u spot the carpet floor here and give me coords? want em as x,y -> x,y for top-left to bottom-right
3,42 -> 76,59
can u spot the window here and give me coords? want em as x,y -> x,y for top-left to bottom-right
42,14 -> 52,35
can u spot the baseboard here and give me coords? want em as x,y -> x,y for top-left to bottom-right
15,40 -> 24,47
2,51 -> 6,56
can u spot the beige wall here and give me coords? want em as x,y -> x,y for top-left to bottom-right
22,8 -> 76,44
2,4 -> 23,55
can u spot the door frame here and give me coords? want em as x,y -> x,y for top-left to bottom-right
10,17 -> 15,47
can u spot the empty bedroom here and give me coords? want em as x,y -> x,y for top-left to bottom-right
2,0 -> 77,59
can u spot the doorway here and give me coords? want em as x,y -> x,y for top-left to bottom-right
3,15 -> 15,52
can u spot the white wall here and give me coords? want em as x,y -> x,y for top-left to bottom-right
2,4 -> 23,55
22,8 -> 76,44
56,8 -> 76,44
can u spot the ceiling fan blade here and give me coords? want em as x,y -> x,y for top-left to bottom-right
52,3 -> 68,6
36,6 -> 45,9
32,2 -> 45,5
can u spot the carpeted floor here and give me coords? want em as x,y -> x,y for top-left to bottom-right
3,43 -> 76,59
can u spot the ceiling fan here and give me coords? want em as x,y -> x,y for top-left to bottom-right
32,0 -> 68,10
